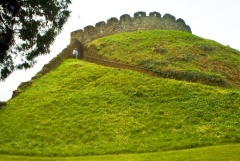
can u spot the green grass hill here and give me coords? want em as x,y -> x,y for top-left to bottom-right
0,30 -> 240,159
88,30 -> 240,89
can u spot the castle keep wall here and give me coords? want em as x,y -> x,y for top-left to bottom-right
9,11 -> 191,101
71,11 -> 192,45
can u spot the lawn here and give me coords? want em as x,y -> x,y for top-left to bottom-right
0,144 -> 239,161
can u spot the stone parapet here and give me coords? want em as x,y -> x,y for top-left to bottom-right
71,11 -> 191,45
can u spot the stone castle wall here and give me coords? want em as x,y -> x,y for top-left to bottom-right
71,11 -> 191,45
11,39 -> 82,99
7,11 -> 191,102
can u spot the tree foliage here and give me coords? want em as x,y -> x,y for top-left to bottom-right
0,0 -> 71,80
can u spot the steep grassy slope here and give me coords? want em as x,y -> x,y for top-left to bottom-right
0,59 -> 239,156
88,30 -> 240,88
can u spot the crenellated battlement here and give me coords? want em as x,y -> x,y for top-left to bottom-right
70,11 -> 191,46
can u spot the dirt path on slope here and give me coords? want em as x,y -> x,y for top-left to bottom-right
84,55 -> 165,79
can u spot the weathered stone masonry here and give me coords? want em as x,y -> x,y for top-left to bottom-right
70,11 -> 192,46
10,11 -> 191,100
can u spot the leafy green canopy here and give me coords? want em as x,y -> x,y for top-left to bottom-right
0,0 -> 71,80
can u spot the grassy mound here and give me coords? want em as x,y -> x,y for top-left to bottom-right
0,59 -> 239,156
88,30 -> 240,88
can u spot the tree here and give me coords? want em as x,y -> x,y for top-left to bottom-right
0,0 -> 71,80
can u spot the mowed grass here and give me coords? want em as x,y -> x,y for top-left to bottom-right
88,30 -> 240,88
0,59 -> 239,157
0,144 -> 240,161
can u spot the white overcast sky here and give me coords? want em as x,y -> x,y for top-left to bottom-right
0,0 -> 240,101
